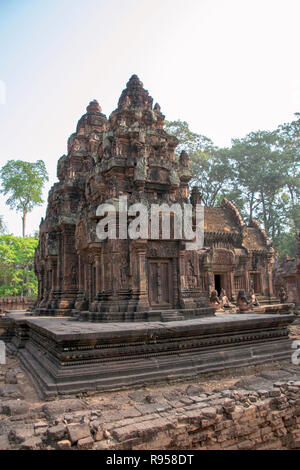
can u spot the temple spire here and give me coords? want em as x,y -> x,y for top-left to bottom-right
117,74 -> 153,110
86,99 -> 102,114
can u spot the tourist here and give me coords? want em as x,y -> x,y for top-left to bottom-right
236,289 -> 252,312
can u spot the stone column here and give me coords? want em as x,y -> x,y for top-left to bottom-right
62,227 -> 73,291
78,254 -> 84,290
95,254 -> 101,295
51,260 -> 57,293
100,251 -> 105,292
37,274 -> 42,301
172,258 -> 178,307
135,240 -> 149,310
178,249 -> 186,289
87,261 -> 93,302
266,255 -> 274,297
245,270 -> 251,293
57,231 -> 63,292
229,271 -> 234,299
206,268 -> 214,293
84,262 -> 88,295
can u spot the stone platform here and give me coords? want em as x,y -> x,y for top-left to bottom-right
3,311 -> 296,399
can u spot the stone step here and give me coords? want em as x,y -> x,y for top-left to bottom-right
160,311 -> 185,322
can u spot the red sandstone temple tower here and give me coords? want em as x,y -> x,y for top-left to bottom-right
34,75 -> 275,321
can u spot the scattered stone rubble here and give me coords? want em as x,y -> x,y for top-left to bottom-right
1,340 -> 300,451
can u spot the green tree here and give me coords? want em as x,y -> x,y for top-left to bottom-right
0,235 -> 38,296
165,120 -> 234,206
0,160 -> 48,237
275,113 -> 300,235
165,116 -> 300,259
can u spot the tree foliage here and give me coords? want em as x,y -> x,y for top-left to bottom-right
0,235 -> 38,297
0,160 -> 48,236
165,114 -> 300,259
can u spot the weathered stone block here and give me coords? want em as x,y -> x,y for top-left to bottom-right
43,399 -> 85,420
9,427 -> 34,444
57,439 -> 72,450
20,436 -> 42,450
1,400 -> 29,416
77,436 -> 94,450
67,423 -> 91,444
47,423 -> 67,441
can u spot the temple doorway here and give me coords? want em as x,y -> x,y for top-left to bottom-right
214,274 -> 222,296
148,259 -> 173,308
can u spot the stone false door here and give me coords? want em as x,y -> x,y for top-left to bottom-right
148,259 -> 174,308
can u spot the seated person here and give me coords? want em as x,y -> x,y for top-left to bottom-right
219,289 -> 233,308
210,290 -> 224,311
249,288 -> 260,308
236,289 -> 252,312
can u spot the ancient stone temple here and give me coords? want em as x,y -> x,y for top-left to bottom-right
34,75 -> 276,321
274,233 -> 300,308
1,75 -> 294,399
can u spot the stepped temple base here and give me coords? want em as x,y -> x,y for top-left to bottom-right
1,311 -> 295,399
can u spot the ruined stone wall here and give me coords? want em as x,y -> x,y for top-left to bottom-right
0,297 -> 34,313
1,376 -> 299,450
95,383 -> 300,451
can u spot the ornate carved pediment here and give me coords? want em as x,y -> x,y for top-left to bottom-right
213,248 -> 235,266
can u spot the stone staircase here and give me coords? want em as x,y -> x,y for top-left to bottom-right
160,310 -> 185,322
256,296 -> 280,305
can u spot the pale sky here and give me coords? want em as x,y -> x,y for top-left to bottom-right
0,0 -> 299,236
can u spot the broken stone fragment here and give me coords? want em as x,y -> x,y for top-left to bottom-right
77,436 -> 94,450
47,423 -> 67,441
34,421 -> 48,436
20,436 -> 42,450
57,439 -> 72,450
9,427 -> 34,444
94,429 -> 104,441
42,399 -> 86,420
201,407 -> 217,419
67,423 -> 91,444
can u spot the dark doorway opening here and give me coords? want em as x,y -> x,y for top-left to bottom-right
214,274 -> 221,296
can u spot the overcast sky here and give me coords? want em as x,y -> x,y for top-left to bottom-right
0,0 -> 299,236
